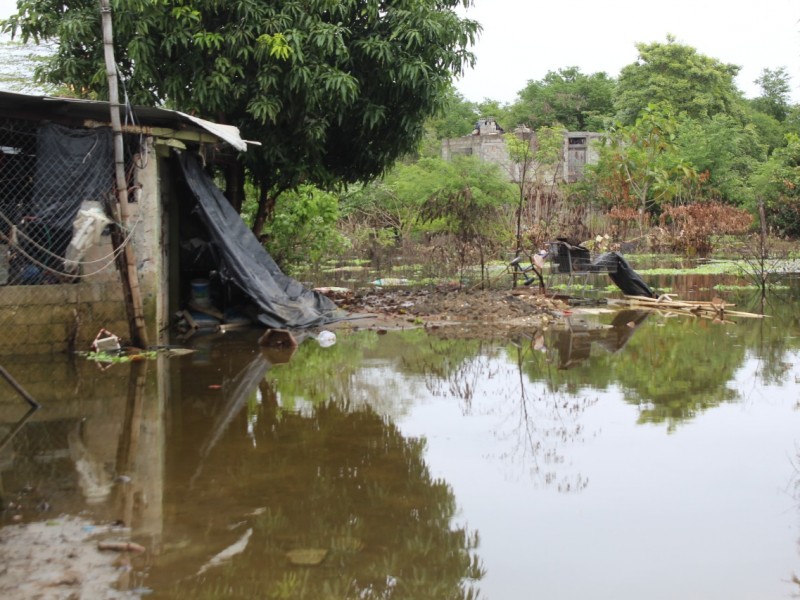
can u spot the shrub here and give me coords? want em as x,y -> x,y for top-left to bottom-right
658,202 -> 752,256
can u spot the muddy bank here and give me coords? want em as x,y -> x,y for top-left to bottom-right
0,517 -> 140,600
329,286 -> 569,335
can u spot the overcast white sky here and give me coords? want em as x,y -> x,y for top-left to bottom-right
1,0 -> 798,104
456,0 -> 800,104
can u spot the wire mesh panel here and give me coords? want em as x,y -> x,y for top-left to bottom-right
546,240 -> 617,299
0,116 -> 141,354
0,117 -> 37,287
0,118 -> 117,284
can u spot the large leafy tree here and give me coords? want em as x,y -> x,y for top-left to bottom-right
507,66 -> 616,131
751,133 -> 800,236
4,0 -> 479,233
676,113 -> 765,205
751,66 -> 792,122
585,104 -> 704,216
614,35 -> 743,124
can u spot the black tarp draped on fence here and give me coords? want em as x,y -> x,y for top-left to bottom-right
26,124 -> 113,268
593,252 -> 656,298
178,152 -> 342,329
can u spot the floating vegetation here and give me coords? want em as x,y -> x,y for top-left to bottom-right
638,260 -> 745,276
84,350 -> 158,363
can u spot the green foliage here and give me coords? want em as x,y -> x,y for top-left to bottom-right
676,113 -> 766,205
426,87 -> 480,140
586,102 -> 769,218
614,35 -> 743,125
257,185 -> 349,272
338,180 -> 418,243
410,155 -> 515,281
337,155 -> 514,273
586,103 -> 695,213
475,98 -> 511,128
85,350 -> 157,363
750,66 -> 791,122
414,156 -> 515,232
750,133 -> 800,236
5,0 -> 480,197
742,105 -> 787,155
507,66 -> 616,130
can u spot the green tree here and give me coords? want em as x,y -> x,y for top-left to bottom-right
614,35 -> 743,124
505,125 -> 564,254
475,98 -> 511,129
750,133 -> 800,236
751,66 -> 792,122
586,104 -> 700,216
743,104 -> 787,154
676,113 -> 766,205
426,87 -> 480,141
508,66 -> 616,131
414,155 -> 515,284
250,184 -> 349,273
5,0 -> 480,234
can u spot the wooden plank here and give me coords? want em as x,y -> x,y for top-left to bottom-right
622,295 -> 765,318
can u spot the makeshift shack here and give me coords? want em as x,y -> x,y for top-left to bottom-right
0,91 -> 339,355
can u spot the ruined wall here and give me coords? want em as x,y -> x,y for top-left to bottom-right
441,126 -> 603,184
441,134 -> 514,178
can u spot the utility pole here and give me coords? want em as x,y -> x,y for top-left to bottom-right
99,0 -> 149,347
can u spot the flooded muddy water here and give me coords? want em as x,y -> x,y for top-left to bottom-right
1,284 -> 800,599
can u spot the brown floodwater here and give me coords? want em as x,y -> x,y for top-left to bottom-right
1,282 -> 799,599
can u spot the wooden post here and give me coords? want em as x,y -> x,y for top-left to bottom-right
99,0 -> 149,347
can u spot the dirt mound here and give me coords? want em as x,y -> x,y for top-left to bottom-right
331,286 -> 566,334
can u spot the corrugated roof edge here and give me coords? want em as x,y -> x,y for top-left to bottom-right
0,90 -> 253,152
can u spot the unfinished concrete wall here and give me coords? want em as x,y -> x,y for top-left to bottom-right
0,280 -> 128,355
441,126 -> 603,184
130,138 -> 165,344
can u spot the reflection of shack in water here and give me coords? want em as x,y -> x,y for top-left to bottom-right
552,310 -> 649,369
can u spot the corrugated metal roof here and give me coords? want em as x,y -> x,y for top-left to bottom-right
0,90 -> 249,151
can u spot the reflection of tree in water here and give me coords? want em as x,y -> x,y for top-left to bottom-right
413,342 -> 498,413
736,291 -> 800,387
793,448 -> 800,596
519,310 -> 750,432
504,342 -> 597,493
409,334 -> 595,493
612,318 -> 743,430
156,388 -> 483,600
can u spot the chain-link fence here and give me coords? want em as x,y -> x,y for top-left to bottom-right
0,115 -> 143,357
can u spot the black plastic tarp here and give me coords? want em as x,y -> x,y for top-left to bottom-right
593,252 -> 656,298
21,124 -> 113,272
32,124 -> 113,231
178,152 -> 342,328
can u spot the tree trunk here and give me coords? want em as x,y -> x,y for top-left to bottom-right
224,161 -> 246,213
252,182 -> 275,239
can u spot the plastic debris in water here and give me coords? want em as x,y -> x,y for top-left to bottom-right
371,278 -> 410,286
316,330 -> 336,348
